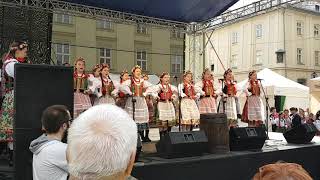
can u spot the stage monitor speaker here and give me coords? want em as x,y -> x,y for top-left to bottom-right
229,127 -> 267,151
156,131 -> 208,158
284,123 -> 317,144
14,64 -> 74,180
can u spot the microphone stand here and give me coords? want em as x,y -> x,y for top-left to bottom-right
258,79 -> 270,139
219,78 -> 226,114
174,76 -> 182,132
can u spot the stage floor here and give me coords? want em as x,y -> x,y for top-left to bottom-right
133,132 -> 320,180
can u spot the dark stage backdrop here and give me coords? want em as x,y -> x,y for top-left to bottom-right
14,64 -> 73,180
0,6 -> 52,64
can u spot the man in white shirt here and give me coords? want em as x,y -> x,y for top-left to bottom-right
29,105 -> 71,180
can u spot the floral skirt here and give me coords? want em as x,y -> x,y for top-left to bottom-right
0,90 -> 14,142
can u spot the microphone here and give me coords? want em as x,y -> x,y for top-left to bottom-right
257,78 -> 263,81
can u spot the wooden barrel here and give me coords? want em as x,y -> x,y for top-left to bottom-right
200,113 -> 230,153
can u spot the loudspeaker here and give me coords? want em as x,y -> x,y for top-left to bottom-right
229,127 -> 267,151
156,131 -> 208,158
284,123 -> 318,144
211,64 -> 214,71
14,64 -> 73,180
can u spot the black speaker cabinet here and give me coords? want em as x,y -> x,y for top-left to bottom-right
229,127 -> 267,151
284,123 -> 318,144
156,131 -> 208,158
14,64 -> 73,180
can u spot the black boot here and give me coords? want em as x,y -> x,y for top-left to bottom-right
139,131 -> 145,142
144,130 -> 151,142
167,127 -> 172,132
135,146 -> 142,162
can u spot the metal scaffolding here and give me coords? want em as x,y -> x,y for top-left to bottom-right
0,0 -> 188,30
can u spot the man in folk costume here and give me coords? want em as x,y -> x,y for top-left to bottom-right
73,58 -> 92,118
148,72 -> 178,138
1,41 -> 28,166
88,64 -> 102,105
195,68 -> 219,114
178,70 -> 200,131
114,70 -> 130,109
120,65 -> 152,142
92,64 -> 117,105
241,70 -> 264,127
218,69 -> 238,127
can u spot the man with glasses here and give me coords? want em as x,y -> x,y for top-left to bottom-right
29,105 -> 71,180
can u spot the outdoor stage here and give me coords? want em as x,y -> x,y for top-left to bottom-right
132,132 -> 320,180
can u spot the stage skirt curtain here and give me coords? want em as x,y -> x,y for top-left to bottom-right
125,97 -> 149,124
94,95 -> 115,105
74,92 -> 92,118
0,90 -> 14,142
241,96 -> 264,124
218,97 -> 237,120
180,98 -> 200,125
157,101 -> 176,127
116,97 -> 127,109
199,97 -> 217,114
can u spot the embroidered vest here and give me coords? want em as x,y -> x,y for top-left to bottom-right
203,80 -> 215,96
131,78 -> 144,97
101,78 -> 114,96
183,83 -> 195,98
223,81 -> 236,96
250,80 -> 260,96
73,73 -> 89,92
159,84 -> 173,101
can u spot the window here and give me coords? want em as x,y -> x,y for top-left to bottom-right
99,48 -> 111,66
54,14 -> 72,24
232,32 -> 238,44
256,24 -> 262,38
96,19 -> 112,30
297,21 -> 303,35
314,24 -> 319,37
171,30 -> 184,39
277,53 -> 284,63
137,24 -> 147,34
231,54 -> 238,68
256,50 -> 263,64
55,44 -> 70,65
171,55 -> 183,73
136,50 -> 147,71
297,78 -> 307,85
315,51 -> 320,66
297,48 -> 303,64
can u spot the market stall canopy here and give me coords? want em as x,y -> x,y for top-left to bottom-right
66,0 -> 239,22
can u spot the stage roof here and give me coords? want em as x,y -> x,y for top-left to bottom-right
66,0 -> 239,23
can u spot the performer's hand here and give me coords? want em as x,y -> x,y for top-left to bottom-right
84,89 -> 92,94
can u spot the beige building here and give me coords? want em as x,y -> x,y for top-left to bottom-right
51,14 -> 184,79
186,2 -> 320,85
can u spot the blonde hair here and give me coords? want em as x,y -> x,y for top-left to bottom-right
252,162 -> 312,180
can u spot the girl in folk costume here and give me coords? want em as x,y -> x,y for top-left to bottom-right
218,68 -> 238,127
241,70 -> 264,127
115,70 -> 130,109
143,74 -> 155,124
178,70 -> 200,131
195,68 -> 218,114
1,41 -> 28,165
73,58 -> 92,118
88,64 -> 102,105
150,72 -> 178,138
121,65 -> 153,142
93,64 -> 117,105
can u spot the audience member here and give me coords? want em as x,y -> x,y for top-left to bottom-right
252,162 -> 312,180
29,105 -> 71,180
290,107 -> 302,129
67,104 -> 137,180
270,107 -> 278,132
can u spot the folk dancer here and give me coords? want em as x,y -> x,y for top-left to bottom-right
120,65 -> 153,142
218,69 -> 238,127
149,72 -> 178,138
115,70 -> 130,109
195,68 -> 218,114
178,70 -> 200,131
241,70 -> 264,127
92,64 -> 117,105
1,41 -> 28,165
88,64 -> 102,105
